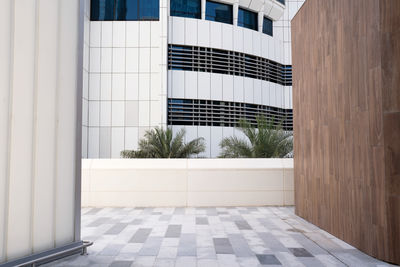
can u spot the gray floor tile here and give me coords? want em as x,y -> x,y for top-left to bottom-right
256,254 -> 282,265
235,220 -> 253,230
290,233 -> 328,256
217,254 -> 241,267
178,234 -> 197,256
99,244 -> 124,256
297,257 -> 325,267
159,215 -> 171,221
131,219 -> 142,225
154,258 -> 175,267
106,223 -> 129,235
165,225 -> 182,238
161,238 -> 180,247
196,217 -> 209,225
206,208 -> 218,216
237,257 -> 260,267
109,261 -> 134,267
88,217 -> 110,227
175,256 -> 197,267
85,208 -> 101,215
258,232 -> 289,252
42,207 -> 392,267
158,246 -> 178,258
197,247 -> 217,259
289,247 -> 313,257
229,234 -> 255,257
197,258 -> 219,267
130,228 -> 152,243
174,208 -> 185,215
114,253 -> 136,261
132,256 -> 156,267
213,238 -> 234,254
139,237 -> 163,256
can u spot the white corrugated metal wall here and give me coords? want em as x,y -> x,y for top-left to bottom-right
0,0 -> 83,264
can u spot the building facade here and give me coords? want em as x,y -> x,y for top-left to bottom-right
82,0 -> 305,158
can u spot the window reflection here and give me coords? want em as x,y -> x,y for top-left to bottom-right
205,0 -> 233,25
91,0 -> 115,21
170,0 -> 201,19
263,17 -> 273,36
238,8 -> 258,31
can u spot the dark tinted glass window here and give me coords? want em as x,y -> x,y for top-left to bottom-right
262,17 -> 273,36
277,0 -> 285,5
116,0 -> 137,20
205,0 -> 232,24
91,0 -> 115,21
91,0 -> 159,21
139,0 -> 159,20
238,8 -> 258,31
170,0 -> 201,19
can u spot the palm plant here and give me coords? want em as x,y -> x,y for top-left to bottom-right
219,116 -> 293,158
121,127 -> 205,158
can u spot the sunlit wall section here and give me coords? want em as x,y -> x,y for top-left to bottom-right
0,0 -> 12,263
0,0 -> 83,264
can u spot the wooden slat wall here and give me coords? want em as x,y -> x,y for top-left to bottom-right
291,0 -> 400,264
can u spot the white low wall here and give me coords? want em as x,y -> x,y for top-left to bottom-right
82,159 -> 294,207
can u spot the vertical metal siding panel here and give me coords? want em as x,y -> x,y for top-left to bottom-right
0,0 -> 12,263
55,0 -> 79,246
32,0 -> 59,253
6,0 -> 36,261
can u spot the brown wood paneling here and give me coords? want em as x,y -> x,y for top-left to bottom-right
291,0 -> 400,264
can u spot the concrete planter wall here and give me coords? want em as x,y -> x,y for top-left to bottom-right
82,159 -> 294,207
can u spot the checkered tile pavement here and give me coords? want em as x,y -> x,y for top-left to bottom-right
45,207 -> 395,267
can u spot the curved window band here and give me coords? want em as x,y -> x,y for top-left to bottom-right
167,98 -> 293,131
168,45 -> 292,86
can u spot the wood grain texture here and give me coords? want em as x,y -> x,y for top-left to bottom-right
291,0 -> 400,264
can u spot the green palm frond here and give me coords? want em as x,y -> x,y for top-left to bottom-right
178,137 -> 206,158
219,136 -> 253,158
121,127 -> 206,158
219,116 -> 293,158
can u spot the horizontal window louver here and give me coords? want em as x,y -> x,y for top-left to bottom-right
168,98 -> 293,131
168,45 -> 293,86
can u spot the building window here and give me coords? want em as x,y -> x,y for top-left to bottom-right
168,98 -> 293,130
238,8 -> 258,31
138,0 -> 159,20
91,0 -> 159,21
170,0 -> 201,19
263,17 -> 273,36
205,0 -> 233,25
91,0 -> 115,21
168,44 -> 293,86
276,0 -> 285,5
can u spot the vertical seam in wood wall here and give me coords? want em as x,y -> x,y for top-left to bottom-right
377,0 -> 389,254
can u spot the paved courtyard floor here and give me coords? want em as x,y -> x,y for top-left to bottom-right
46,207 -> 396,267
